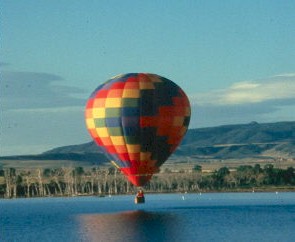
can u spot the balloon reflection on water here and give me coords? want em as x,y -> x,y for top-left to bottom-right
78,210 -> 180,242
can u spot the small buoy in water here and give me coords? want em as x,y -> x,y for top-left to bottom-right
276,191 -> 278,194
182,195 -> 185,200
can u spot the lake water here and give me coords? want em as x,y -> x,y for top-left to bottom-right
1,192 -> 295,242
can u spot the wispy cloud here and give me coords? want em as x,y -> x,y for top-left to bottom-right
1,70 -> 90,155
9,106 -> 84,113
0,62 -> 10,66
191,74 -> 295,106
189,74 -> 295,128
274,73 -> 295,78
1,71 -> 87,111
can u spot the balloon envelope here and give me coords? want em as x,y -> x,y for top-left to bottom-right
85,73 -> 190,186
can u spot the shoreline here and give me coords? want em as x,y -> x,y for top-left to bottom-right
2,187 -> 295,199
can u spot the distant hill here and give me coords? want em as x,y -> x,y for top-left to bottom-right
182,121 -> 295,146
176,121 -> 295,159
44,121 -> 295,159
1,121 -> 294,168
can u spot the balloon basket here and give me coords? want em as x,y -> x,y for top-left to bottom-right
134,196 -> 145,204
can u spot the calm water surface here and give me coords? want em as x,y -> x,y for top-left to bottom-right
1,192 -> 295,242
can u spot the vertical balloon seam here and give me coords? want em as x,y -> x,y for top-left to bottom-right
143,74 -> 156,177
106,77 -> 128,169
140,74 -> 155,177
148,74 -> 160,174
120,75 -> 136,183
154,75 -> 171,169
89,91 -> 120,169
92,78 -> 125,169
120,78 -> 132,170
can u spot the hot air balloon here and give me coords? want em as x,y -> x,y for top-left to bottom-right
85,73 -> 190,188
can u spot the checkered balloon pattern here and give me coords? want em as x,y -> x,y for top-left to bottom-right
85,73 -> 191,186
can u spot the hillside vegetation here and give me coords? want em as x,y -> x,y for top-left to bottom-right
1,121 -> 294,170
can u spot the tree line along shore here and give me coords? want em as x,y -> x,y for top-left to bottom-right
1,164 -> 295,198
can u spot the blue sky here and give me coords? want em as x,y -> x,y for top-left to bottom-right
1,1 -> 295,155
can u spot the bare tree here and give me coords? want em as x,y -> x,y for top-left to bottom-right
37,168 -> 45,197
21,170 -> 32,198
63,167 -> 74,196
51,168 -> 64,196
4,169 -> 11,198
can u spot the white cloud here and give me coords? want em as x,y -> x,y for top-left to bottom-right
274,73 -> 295,78
189,74 -> 295,128
230,81 -> 261,90
191,74 -> 295,106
